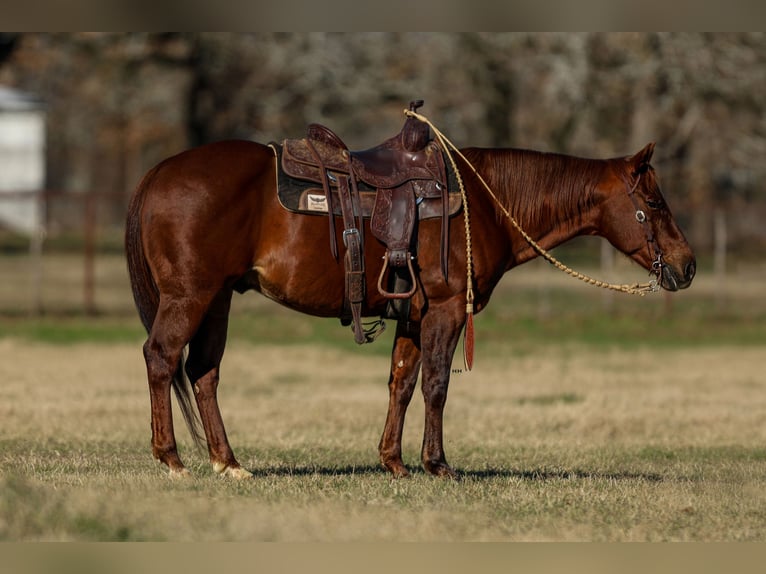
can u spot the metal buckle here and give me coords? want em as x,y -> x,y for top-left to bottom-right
342,228 -> 359,247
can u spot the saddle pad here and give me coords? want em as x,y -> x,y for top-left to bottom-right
271,143 -> 462,220
296,188 -> 463,220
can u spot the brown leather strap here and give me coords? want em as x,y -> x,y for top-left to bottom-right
336,174 -> 367,344
440,177 -> 449,281
305,138 -> 339,261
348,169 -> 365,252
371,183 -> 415,260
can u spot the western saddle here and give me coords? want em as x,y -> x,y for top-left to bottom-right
280,101 -> 456,344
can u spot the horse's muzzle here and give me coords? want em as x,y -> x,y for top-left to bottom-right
661,258 -> 696,291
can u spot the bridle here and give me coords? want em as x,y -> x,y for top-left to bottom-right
625,172 -> 665,281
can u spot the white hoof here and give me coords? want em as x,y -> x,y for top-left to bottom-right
168,467 -> 192,479
212,462 -> 253,479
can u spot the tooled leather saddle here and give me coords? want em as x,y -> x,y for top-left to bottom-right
277,100 -> 461,344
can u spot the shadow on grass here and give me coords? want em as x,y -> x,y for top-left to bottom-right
245,464 -> 665,482
248,464 -> 386,478
462,467 -> 665,482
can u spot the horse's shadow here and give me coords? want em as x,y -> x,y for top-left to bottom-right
462,467 -> 665,482
245,464 -> 665,482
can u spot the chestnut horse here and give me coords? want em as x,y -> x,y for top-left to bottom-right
125,138 -> 695,479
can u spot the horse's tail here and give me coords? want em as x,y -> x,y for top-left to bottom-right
125,167 -> 160,335
125,167 -> 206,450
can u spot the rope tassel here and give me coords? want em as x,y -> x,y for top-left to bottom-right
463,298 -> 475,372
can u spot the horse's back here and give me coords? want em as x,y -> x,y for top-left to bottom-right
147,140 -> 275,197
142,139 -> 279,216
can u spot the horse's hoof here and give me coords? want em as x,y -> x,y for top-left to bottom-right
213,462 -> 253,480
168,467 -> 192,479
390,466 -> 411,479
381,460 -> 410,478
424,462 -> 459,480
225,467 -> 254,480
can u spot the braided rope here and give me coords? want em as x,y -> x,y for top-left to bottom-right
423,116 -> 475,313
405,109 -> 659,297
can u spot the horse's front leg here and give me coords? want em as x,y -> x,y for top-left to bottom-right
420,301 -> 464,479
379,320 -> 422,478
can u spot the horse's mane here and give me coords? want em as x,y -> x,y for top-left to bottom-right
461,148 -> 614,230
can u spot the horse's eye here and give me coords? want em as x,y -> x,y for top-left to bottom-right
646,199 -> 664,210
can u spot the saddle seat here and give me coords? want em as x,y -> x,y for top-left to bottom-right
279,101 -> 454,345
286,122 -> 447,199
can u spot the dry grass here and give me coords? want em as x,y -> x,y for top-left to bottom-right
2,338 -> 765,541
2,251 -> 765,541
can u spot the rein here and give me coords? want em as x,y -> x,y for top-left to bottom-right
406,108 -> 662,296
405,109 -> 662,368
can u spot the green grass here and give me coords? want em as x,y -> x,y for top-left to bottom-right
1,252 -> 764,350
0,316 -> 146,345
2,299 -> 762,350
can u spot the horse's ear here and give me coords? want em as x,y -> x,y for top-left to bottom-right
628,142 -> 655,175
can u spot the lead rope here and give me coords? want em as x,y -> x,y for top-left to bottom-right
405,109 -> 661,370
406,110 -> 475,370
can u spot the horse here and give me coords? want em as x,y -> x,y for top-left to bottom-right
125,132 -> 695,479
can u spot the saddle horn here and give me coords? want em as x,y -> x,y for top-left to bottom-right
402,100 -> 429,152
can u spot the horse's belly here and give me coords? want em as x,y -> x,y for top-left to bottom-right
243,209 -> 394,318
239,263 -> 346,318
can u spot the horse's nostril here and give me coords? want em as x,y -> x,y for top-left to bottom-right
685,260 -> 696,281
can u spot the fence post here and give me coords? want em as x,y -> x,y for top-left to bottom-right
84,191 -> 96,315
713,207 -> 727,308
29,190 -> 45,315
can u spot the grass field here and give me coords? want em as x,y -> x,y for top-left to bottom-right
1,254 -> 765,541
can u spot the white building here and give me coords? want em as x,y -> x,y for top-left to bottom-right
0,85 -> 46,234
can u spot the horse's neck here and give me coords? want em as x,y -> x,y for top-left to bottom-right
467,148 -> 607,266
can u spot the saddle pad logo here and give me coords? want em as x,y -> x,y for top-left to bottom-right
306,193 -> 328,212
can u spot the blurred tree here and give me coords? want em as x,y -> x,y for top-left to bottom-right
0,32 -> 763,257
0,33 -> 18,64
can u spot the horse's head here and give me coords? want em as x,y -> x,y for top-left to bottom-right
599,143 -> 696,291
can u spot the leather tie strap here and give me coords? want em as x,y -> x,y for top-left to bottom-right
336,173 -> 367,344
305,138 -> 339,261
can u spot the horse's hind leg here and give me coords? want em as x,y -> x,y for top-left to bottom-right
185,287 -> 251,479
379,321 -> 422,478
143,295 -> 211,477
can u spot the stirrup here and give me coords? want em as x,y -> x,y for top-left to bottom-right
377,252 -> 417,299
353,318 -> 387,344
